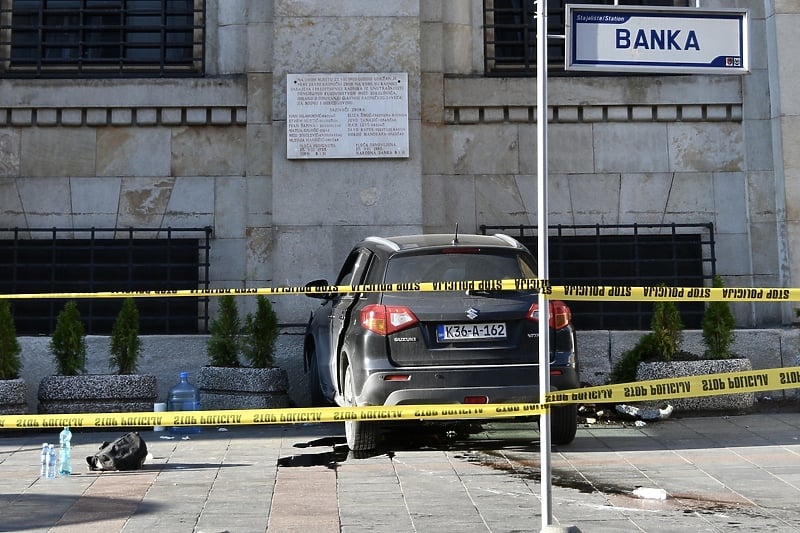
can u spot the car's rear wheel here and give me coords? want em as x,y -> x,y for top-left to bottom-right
549,403 -> 578,445
307,346 -> 329,407
343,364 -> 378,451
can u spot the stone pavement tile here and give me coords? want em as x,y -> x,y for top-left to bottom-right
267,465 -> 338,532
196,510 -> 270,533
338,498 -> 413,531
559,519 -> 641,533
50,471 -> 159,533
408,517 -> 489,533
732,445 -> 800,467
121,511 -> 199,532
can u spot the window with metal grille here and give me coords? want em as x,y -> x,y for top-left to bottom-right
480,223 -> 715,330
484,0 -> 689,76
0,0 -> 204,77
0,227 -> 211,334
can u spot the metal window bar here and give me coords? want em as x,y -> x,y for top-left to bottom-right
0,0 -> 205,78
480,222 -> 715,329
483,0 -> 690,77
0,226 -> 211,334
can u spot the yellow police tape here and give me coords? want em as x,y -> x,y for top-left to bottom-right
545,366 -> 800,405
1,281 -> 799,302
3,366 -> 799,430
1,403 -> 546,430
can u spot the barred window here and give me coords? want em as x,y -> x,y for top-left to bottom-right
484,0 -> 688,76
0,0 -> 204,77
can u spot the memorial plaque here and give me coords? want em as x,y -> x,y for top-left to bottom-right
287,73 -> 409,159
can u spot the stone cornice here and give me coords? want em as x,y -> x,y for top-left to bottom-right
0,106 -> 248,127
444,103 -> 742,124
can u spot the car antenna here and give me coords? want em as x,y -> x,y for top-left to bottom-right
452,223 -> 459,245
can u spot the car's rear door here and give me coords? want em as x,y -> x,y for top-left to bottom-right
329,248 -> 373,383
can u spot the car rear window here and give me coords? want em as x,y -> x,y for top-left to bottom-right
383,250 -> 536,284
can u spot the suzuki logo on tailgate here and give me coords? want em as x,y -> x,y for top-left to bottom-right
465,307 -> 479,320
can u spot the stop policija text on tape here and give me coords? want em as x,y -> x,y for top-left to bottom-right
0,403 -> 548,430
546,366 -> 800,405
4,367 -> 800,431
5,281 -> 800,301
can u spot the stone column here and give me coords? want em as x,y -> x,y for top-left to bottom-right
767,1 -> 800,323
271,2 -> 423,323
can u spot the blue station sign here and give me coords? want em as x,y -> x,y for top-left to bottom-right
565,5 -> 749,74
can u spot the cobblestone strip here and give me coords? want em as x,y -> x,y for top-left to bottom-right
50,471 -> 159,532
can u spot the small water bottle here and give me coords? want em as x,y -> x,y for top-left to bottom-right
59,426 -> 72,476
40,443 -> 48,478
167,371 -> 201,434
46,444 -> 56,479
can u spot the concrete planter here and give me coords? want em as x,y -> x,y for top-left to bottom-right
636,358 -> 754,412
0,378 -> 28,414
38,374 -> 157,414
197,367 -> 290,410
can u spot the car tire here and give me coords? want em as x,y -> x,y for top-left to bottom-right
343,364 -> 378,451
307,347 -> 329,407
549,403 -> 578,445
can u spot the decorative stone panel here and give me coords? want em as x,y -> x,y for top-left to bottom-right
636,358 -> 754,412
0,379 -> 27,415
38,374 -> 157,414
197,366 -> 290,410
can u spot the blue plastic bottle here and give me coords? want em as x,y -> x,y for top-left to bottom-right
59,426 -> 72,476
46,444 -> 56,479
167,371 -> 201,434
40,443 -> 48,478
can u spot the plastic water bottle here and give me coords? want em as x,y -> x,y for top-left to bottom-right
40,443 -> 48,478
167,371 -> 201,434
46,444 -> 56,479
59,426 -> 72,476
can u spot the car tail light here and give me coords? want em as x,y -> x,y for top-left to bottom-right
464,396 -> 489,404
360,304 -> 419,335
526,300 -> 572,330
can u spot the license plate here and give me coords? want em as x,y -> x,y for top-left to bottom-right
437,323 -> 506,342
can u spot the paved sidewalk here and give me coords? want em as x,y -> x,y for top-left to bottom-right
1,413 -> 800,532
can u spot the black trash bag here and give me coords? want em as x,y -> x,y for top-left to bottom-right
86,431 -> 148,471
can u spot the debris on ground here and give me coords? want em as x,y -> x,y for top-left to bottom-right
615,403 -> 674,421
632,487 -> 668,500
578,402 -> 674,426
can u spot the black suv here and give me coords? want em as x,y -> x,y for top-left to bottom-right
304,233 -> 579,451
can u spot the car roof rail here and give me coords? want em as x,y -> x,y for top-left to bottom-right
364,236 -> 401,252
493,233 -> 523,248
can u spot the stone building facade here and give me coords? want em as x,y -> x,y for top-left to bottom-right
0,0 -> 798,331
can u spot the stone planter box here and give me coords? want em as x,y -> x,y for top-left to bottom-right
197,367 -> 290,410
38,374 -> 157,414
636,358 -> 754,412
0,378 -> 28,414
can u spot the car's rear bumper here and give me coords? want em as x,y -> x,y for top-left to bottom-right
356,365 -> 579,407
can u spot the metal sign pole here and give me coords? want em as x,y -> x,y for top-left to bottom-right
535,0 -> 553,529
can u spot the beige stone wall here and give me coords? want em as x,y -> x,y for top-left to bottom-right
0,0 -> 795,329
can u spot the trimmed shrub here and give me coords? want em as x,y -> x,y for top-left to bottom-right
207,295 -> 242,367
242,295 -> 279,368
702,275 -> 736,360
0,300 -> 22,380
110,298 -> 142,375
50,301 -> 87,376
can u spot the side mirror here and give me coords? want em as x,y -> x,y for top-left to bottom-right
305,279 -> 334,299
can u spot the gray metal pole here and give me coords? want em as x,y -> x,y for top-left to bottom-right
535,0 -> 553,528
